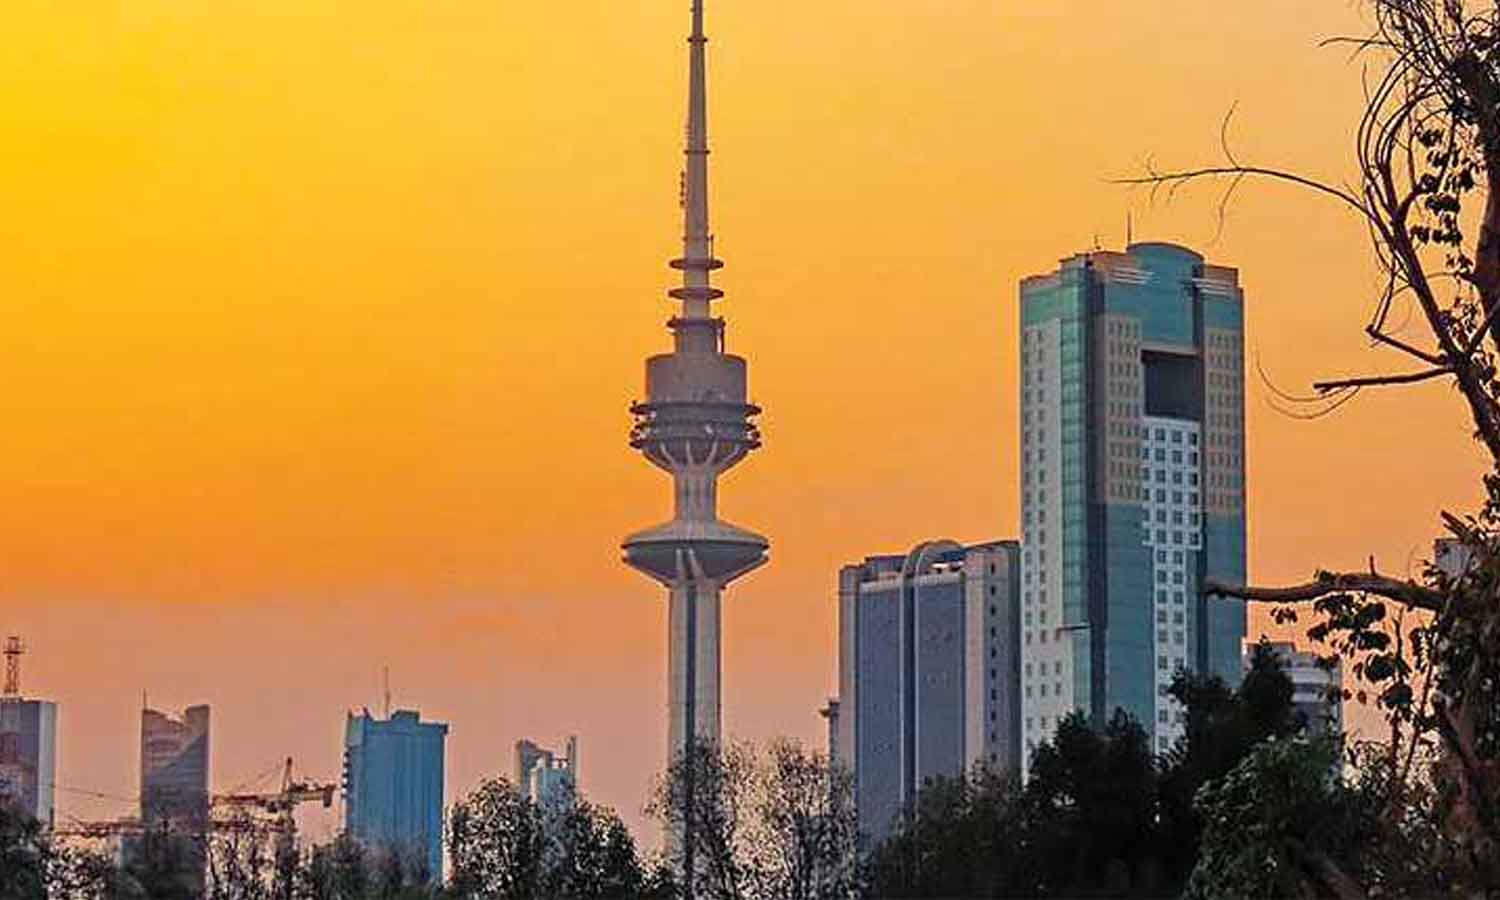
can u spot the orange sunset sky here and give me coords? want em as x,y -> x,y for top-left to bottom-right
0,1 -> 1488,840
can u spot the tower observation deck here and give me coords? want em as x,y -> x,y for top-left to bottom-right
622,0 -> 767,806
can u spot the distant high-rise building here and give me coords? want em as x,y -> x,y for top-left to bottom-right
0,700 -> 57,827
0,638 -> 56,828
514,736 -> 578,808
1019,242 -> 1248,765
136,704 -> 210,893
343,709 -> 448,880
140,705 -> 210,824
833,540 -> 1021,839
1251,642 -> 1343,736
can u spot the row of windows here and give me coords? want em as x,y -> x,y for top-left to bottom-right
1025,660 -> 1064,677
1146,428 -> 1197,446
1145,489 -> 1199,506
1150,509 -> 1201,527
1024,682 -> 1065,699
1158,549 -> 1194,570
1144,447 -> 1199,465
1143,467 -> 1199,486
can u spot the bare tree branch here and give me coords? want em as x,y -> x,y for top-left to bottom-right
1203,571 -> 1444,612
1366,324 -> 1448,365
1112,165 -> 1375,223
1313,366 -> 1453,392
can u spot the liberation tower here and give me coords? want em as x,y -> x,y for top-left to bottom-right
623,0 -> 768,773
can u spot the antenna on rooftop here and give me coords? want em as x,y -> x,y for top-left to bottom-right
382,667 -> 391,719
2,637 -> 22,698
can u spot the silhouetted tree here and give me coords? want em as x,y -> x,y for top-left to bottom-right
1157,640 -> 1302,881
1123,0 -> 1500,893
864,765 -> 1026,898
649,739 -> 857,900
1020,711 -> 1160,897
447,776 -> 649,900
0,801 -> 52,900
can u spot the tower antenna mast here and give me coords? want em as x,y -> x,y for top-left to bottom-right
2,637 -> 22,698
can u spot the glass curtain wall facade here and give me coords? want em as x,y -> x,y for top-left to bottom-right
1018,242 -> 1246,766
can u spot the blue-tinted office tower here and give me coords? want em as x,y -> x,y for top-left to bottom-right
344,709 -> 448,879
835,541 -> 1022,840
1018,242 -> 1247,765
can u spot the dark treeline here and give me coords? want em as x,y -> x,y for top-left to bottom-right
0,637 -> 1470,900
862,642 -> 1417,899
0,777 -> 678,900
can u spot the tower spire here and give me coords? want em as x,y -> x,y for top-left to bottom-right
670,0 -> 723,340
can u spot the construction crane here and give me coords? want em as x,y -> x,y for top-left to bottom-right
214,757 -> 336,835
54,758 -> 335,846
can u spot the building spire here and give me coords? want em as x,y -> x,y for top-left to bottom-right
670,0 -> 723,340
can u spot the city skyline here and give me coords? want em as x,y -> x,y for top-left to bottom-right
0,0 -> 1488,847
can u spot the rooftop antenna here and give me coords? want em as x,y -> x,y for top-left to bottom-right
382,667 -> 391,719
2,637 -> 22,698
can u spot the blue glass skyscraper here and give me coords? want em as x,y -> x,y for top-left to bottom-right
1018,242 -> 1247,765
343,709 -> 448,879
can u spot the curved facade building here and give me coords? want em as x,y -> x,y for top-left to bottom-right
834,540 -> 1021,840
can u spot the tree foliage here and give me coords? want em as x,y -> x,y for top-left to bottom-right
648,739 -> 858,900
866,652 -> 1311,899
1123,1 -> 1500,892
